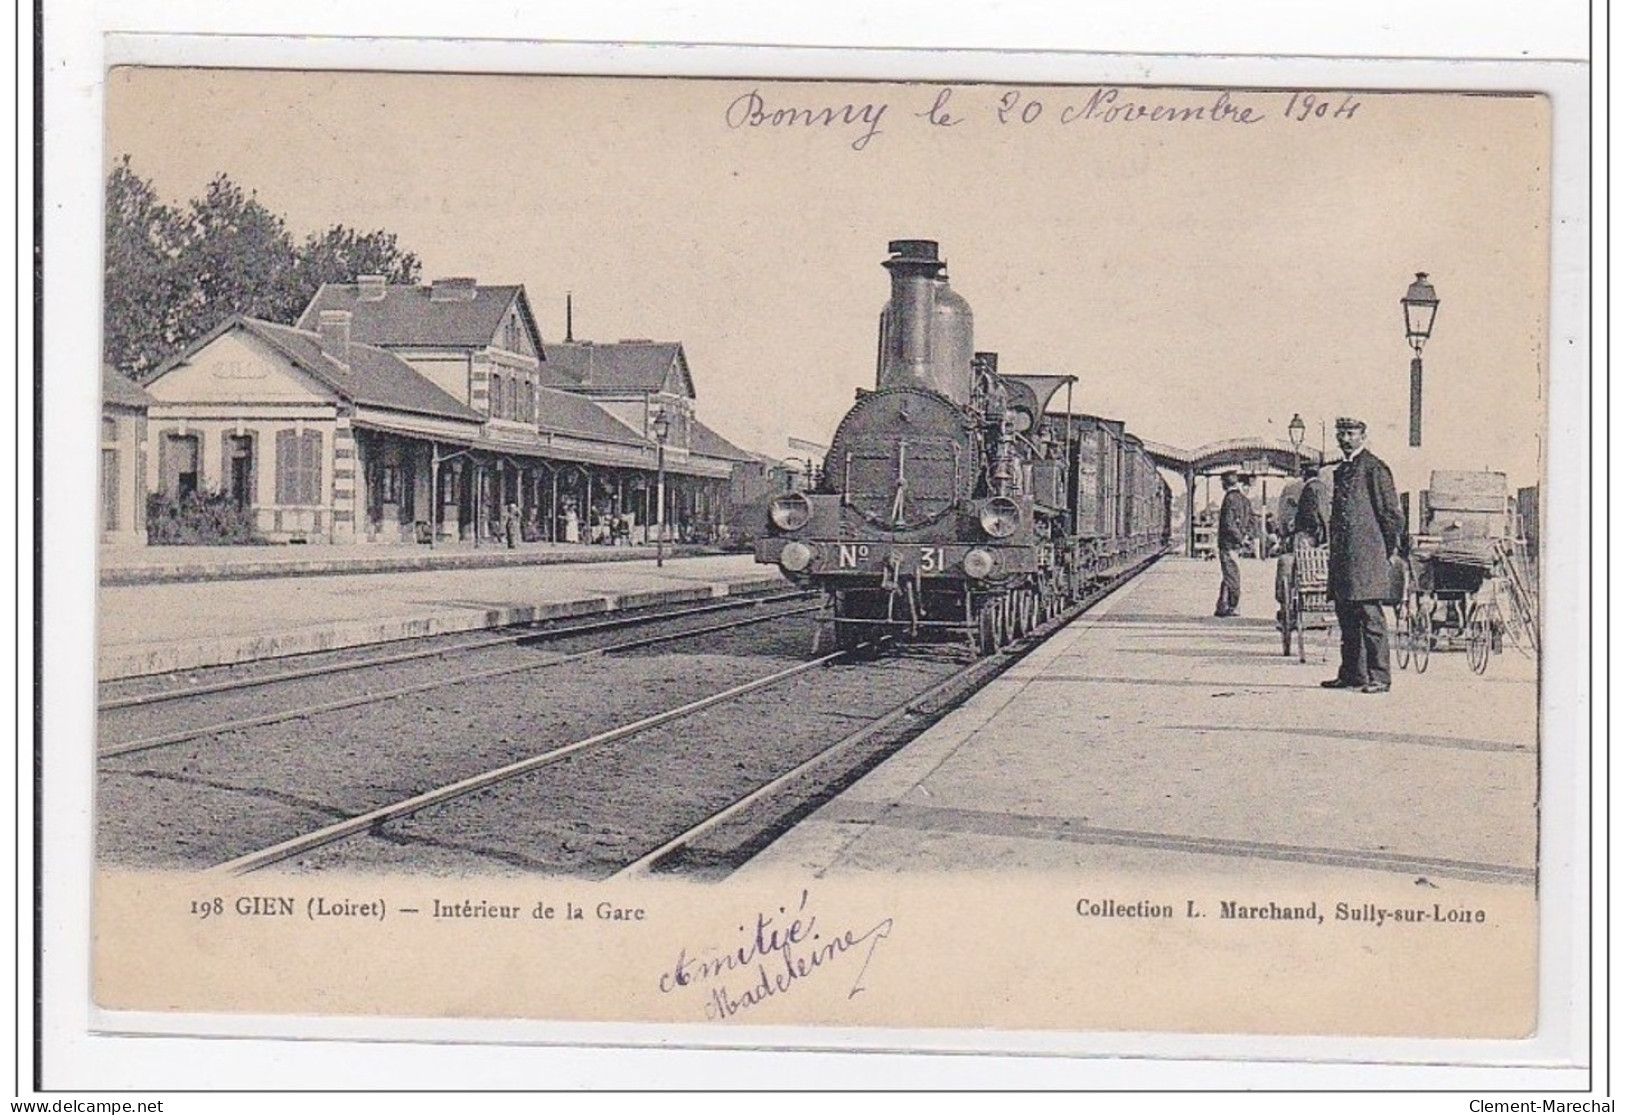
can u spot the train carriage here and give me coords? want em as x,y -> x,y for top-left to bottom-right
756,239 -> 1170,655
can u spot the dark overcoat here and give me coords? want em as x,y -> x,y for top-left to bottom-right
1217,489 -> 1251,549
1329,449 -> 1405,601
1294,477 -> 1330,546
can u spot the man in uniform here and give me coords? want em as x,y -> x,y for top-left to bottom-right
1213,471 -> 1250,617
1323,417 -> 1407,693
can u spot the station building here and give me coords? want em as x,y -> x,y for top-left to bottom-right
100,364 -> 155,546
132,276 -> 753,545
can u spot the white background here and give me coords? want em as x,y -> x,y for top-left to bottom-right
21,0 -> 1601,1107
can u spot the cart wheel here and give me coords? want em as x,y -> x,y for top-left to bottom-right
1394,604 -> 1412,671
1411,607 -> 1431,673
1467,605 -> 1492,675
1295,606 -> 1307,663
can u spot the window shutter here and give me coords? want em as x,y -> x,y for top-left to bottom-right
275,429 -> 297,504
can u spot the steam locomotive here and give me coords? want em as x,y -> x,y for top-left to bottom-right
755,239 -> 1171,654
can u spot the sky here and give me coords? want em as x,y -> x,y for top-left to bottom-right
104,70 -> 1551,495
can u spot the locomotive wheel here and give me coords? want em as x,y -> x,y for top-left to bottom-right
1466,604 -> 1492,675
812,618 -> 833,656
1411,607 -> 1432,674
977,604 -> 999,657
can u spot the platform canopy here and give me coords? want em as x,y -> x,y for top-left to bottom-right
1142,437 -> 1326,477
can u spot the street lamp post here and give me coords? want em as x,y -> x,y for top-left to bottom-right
1288,412 -> 1306,474
652,408 -> 670,568
1401,271 -> 1440,448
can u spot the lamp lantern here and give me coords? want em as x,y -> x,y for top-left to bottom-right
652,408 -> 670,567
1400,272 -> 1439,447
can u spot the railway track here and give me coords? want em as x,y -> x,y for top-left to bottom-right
98,587 -> 808,709
191,556 -> 1158,879
97,591 -> 817,758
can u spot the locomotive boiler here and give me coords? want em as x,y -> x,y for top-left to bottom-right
755,239 -> 1170,654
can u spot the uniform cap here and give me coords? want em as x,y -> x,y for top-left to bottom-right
1335,416 -> 1366,432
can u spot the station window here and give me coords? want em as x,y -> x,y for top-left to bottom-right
161,433 -> 200,499
102,448 -> 119,532
275,429 -> 323,505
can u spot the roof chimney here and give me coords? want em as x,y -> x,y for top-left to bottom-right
565,291 -> 574,343
430,277 -> 478,302
357,274 -> 387,301
318,310 -> 352,367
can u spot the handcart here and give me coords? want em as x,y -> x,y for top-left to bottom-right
1399,471 -> 1539,675
1278,536 -> 1335,663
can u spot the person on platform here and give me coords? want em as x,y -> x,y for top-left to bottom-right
1323,417 -> 1407,694
1294,462 -> 1331,547
1274,461 -> 1333,623
1213,471 -> 1251,617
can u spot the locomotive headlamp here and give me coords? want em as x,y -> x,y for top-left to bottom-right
979,497 -> 1021,539
769,492 -> 812,532
779,541 -> 813,572
963,548 -> 996,579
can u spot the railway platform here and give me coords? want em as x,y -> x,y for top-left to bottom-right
98,538 -> 717,586
747,555 -> 1539,888
99,552 -> 782,681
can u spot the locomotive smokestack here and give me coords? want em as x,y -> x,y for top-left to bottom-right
876,239 -> 974,405
882,241 -> 943,385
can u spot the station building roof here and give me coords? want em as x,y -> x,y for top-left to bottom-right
102,364 -> 156,410
1142,436 -> 1327,475
543,340 -> 695,399
297,279 -> 545,356
147,315 -> 484,425
535,386 -> 650,448
688,420 -> 755,462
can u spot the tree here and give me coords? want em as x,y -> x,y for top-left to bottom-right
102,160 -> 424,378
287,225 -> 421,315
102,156 -> 185,377
165,173 -> 299,351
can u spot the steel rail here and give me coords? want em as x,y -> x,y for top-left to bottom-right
612,651 -> 996,880
100,590 -> 809,711
615,554 -> 1159,878
214,648 -> 849,876
99,601 -> 819,760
